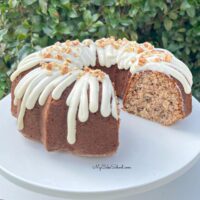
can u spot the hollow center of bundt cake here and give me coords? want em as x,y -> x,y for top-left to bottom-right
123,71 -> 184,125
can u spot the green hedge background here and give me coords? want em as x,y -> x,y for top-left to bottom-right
0,0 -> 200,100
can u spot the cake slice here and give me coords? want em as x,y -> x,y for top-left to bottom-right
121,47 -> 192,125
123,71 -> 191,125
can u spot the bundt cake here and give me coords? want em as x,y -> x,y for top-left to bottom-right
10,37 -> 192,157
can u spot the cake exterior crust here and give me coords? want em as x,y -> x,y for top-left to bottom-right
94,61 -> 130,98
11,64 -> 192,156
11,68 -> 119,156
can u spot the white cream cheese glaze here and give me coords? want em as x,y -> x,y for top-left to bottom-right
13,66 -> 118,144
133,62 -> 191,94
128,49 -> 192,94
11,37 -> 192,95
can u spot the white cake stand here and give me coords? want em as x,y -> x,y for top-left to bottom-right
0,95 -> 200,200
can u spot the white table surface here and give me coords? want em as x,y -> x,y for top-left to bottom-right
0,158 -> 200,200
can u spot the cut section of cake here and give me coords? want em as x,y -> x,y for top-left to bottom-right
122,48 -> 192,125
123,71 -> 191,125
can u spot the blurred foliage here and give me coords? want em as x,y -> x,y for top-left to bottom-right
0,74 -> 10,99
0,0 -> 200,100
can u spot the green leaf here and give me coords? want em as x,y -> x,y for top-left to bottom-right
16,25 -> 28,35
39,0 -> 48,14
180,0 -> 191,10
162,33 -> 168,47
144,1 -> 151,12
164,18 -> 173,31
42,26 -> 54,37
17,44 -> 33,60
129,8 -> 138,17
104,0 -> 115,6
8,0 -> 18,8
109,18 -> 118,28
92,14 -> 99,22
23,0 -> 37,6
57,22 -> 71,34
48,7 -> 59,21
15,25 -> 29,40
0,59 -> 7,71
83,10 -> 92,24
92,21 -> 104,28
120,19 -> 132,26
31,15 -> 41,24
130,32 -> 138,41
178,28 -> 186,33
169,12 -> 178,20
60,0 -> 70,6
88,27 -> 97,33
0,29 -> 8,42
68,8 -> 78,18
91,0 -> 101,6
186,7 -> 195,18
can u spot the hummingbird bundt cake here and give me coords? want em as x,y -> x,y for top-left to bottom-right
10,37 -> 192,156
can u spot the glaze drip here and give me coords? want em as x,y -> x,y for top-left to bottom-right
11,37 -> 192,94
14,67 -> 118,144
